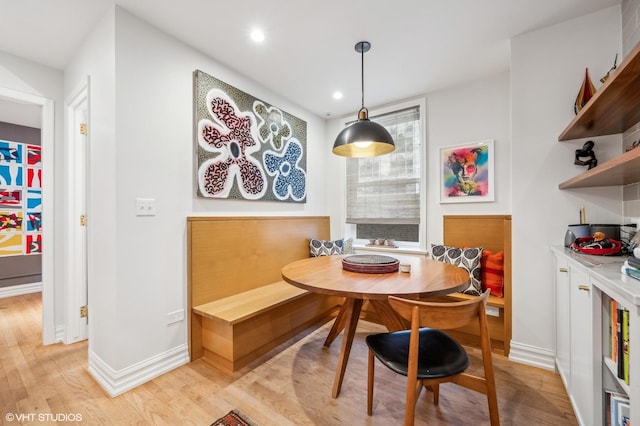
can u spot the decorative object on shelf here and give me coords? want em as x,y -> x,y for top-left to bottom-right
194,69 -> 307,203
341,254 -> 399,273
440,140 -> 494,203
366,238 -> 398,248
574,68 -> 596,115
332,41 -> 395,158
600,53 -> 618,84
574,140 -> 598,170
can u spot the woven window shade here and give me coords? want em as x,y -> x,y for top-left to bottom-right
346,106 -> 421,225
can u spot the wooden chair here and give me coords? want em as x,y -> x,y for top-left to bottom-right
366,289 -> 499,426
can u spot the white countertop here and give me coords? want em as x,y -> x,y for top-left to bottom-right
551,245 -> 640,307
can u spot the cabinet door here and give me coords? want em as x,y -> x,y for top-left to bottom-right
569,267 -> 594,426
555,255 -> 571,389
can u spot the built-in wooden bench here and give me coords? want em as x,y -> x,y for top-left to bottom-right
187,216 -> 341,372
438,215 -> 512,356
193,281 -> 309,325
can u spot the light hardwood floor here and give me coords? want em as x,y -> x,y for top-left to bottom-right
0,293 -> 577,425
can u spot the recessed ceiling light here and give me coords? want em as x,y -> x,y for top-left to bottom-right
333,91 -> 343,100
251,29 -> 265,42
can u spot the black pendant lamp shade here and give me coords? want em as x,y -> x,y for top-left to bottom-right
332,41 -> 395,158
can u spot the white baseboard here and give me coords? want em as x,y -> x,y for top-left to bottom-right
508,340 -> 556,371
88,344 -> 190,397
55,325 -> 65,343
0,282 -> 42,298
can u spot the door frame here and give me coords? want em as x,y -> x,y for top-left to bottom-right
0,86 -> 55,344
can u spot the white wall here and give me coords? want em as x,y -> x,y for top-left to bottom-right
511,6 -> 622,363
65,8 -> 119,368
326,72 -> 511,248
65,6 -> 330,393
623,0 -> 640,54
425,72 -> 511,243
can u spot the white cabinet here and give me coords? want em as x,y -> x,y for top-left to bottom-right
553,252 -> 600,425
568,268 -> 600,425
555,256 -> 571,387
553,246 -> 640,426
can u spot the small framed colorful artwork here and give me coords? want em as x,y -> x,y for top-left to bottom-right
440,140 -> 494,203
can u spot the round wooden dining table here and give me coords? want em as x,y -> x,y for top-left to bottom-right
281,254 -> 470,398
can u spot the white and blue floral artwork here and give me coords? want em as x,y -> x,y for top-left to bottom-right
194,70 -> 307,203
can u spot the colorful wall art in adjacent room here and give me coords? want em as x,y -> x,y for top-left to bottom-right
194,69 -> 307,203
0,140 -> 42,256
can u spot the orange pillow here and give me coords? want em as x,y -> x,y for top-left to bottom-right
481,249 -> 504,298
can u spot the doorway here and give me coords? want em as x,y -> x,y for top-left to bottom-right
0,87 -> 55,344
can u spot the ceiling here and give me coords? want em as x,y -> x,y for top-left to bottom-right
0,0 -> 621,124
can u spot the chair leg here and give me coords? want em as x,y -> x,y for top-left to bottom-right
432,383 -> 440,405
484,361 -> 500,426
480,317 -> 500,425
367,350 -> 374,416
404,376 -> 419,426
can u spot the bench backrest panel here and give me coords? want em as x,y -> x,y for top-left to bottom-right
443,214 -> 512,354
443,215 -> 511,254
443,214 -> 512,290
188,216 -> 330,306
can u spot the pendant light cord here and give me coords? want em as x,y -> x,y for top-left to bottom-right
361,45 -> 365,112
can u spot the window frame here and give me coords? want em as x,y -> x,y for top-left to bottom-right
342,97 -> 427,251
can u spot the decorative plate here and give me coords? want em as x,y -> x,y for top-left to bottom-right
341,254 -> 400,273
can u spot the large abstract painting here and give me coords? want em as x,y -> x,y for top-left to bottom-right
194,70 -> 307,203
0,140 -> 42,256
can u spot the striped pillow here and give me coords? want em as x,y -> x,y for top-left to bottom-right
480,249 -> 505,298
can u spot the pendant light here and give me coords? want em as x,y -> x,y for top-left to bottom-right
332,41 -> 395,157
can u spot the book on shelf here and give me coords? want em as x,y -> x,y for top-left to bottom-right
606,391 -> 631,426
612,299 -> 619,361
623,308 -> 630,385
625,266 -> 640,281
618,401 -> 630,426
612,303 -> 631,385
622,259 -> 640,281
627,255 -> 640,269
618,306 -> 625,380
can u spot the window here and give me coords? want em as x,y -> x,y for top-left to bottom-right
345,102 -> 424,247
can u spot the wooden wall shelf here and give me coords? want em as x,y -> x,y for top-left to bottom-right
559,42 -> 640,141
559,147 -> 640,189
558,42 -> 640,189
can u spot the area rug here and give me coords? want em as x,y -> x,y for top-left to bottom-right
211,410 -> 253,426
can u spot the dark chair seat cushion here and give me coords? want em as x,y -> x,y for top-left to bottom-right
366,328 -> 469,379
